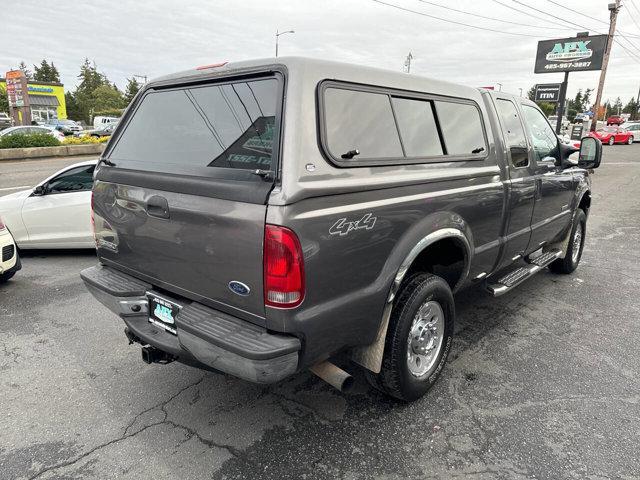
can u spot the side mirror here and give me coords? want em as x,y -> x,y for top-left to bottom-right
33,185 -> 46,196
578,136 -> 602,169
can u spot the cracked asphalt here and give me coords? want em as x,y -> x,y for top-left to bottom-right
1,146 -> 639,479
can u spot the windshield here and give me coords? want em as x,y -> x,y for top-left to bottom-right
109,77 -> 280,174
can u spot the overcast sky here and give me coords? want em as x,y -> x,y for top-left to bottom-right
2,0 -> 639,105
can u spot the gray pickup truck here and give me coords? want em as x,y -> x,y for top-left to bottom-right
81,57 -> 602,401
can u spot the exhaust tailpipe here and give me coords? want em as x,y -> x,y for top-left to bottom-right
141,346 -> 175,365
310,361 -> 354,392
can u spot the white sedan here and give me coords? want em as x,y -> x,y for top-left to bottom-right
0,125 -> 65,141
0,160 -> 97,249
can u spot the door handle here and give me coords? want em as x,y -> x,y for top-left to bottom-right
146,195 -> 170,219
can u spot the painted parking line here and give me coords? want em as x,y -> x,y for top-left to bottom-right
0,185 -> 30,192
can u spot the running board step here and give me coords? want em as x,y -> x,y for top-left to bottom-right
487,249 -> 562,296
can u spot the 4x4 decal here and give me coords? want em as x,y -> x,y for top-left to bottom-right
329,213 -> 377,236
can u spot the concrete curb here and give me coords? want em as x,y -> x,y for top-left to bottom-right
0,144 -> 105,161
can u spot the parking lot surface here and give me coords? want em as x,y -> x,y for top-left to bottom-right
1,146 -> 639,479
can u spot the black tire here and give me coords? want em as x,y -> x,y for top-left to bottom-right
0,270 -> 15,283
550,209 -> 586,274
366,273 -> 455,402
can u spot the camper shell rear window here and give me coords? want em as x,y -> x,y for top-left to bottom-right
107,73 -> 283,177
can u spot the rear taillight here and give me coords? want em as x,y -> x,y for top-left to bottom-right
264,225 -> 305,308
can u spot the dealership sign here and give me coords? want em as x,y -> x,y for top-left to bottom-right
534,35 -> 607,73
534,83 -> 562,102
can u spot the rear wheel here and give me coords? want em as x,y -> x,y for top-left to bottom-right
628,136 -> 634,145
366,273 -> 454,402
550,209 -> 586,274
608,136 -> 615,145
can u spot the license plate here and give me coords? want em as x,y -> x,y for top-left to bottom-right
147,294 -> 180,334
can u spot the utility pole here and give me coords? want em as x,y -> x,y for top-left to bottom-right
404,52 -> 413,73
519,87 -> 523,97
496,83 -> 503,91
591,0 -> 621,131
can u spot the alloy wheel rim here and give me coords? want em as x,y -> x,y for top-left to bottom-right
407,300 -> 444,378
572,223 -> 583,264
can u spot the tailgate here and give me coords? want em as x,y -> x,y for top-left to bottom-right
92,72 -> 284,322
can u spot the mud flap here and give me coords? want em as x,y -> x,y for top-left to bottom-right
350,302 -> 393,374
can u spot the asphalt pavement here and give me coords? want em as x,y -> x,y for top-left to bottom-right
1,146 -> 639,479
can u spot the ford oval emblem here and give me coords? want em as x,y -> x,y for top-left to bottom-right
228,281 -> 250,296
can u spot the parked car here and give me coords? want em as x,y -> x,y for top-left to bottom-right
77,122 -> 118,138
606,115 -> 625,126
0,112 -> 13,130
0,160 -> 97,249
624,122 -> 640,141
47,118 -> 83,135
0,216 -> 20,283
0,125 -> 65,141
80,57 -> 601,402
589,126 -> 634,145
93,116 -> 120,129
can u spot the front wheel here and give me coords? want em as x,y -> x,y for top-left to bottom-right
608,136 -> 615,145
550,209 -> 586,274
0,270 -> 15,283
366,273 -> 455,402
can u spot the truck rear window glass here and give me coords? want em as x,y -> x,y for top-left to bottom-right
109,78 -> 279,172
434,101 -> 486,155
324,88 -> 403,160
392,97 -> 443,157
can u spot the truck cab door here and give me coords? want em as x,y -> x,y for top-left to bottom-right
520,104 -> 574,251
493,97 -> 536,269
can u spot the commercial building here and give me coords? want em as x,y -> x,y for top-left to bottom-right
0,78 -> 67,122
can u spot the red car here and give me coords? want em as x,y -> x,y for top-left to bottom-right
606,115 -> 625,125
589,126 -> 634,145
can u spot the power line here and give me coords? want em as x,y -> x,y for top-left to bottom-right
624,1 -> 640,33
490,0 -> 574,29
415,0 -> 569,30
370,0 -> 540,36
544,0 -> 609,26
508,0 -> 640,62
512,0 -> 603,32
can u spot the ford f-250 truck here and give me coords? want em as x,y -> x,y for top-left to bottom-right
81,57 -> 602,401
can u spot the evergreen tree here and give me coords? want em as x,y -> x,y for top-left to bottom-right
613,97 -> 623,115
33,60 -> 51,82
622,97 -> 639,120
49,62 -> 61,83
18,61 -> 32,79
33,60 -> 61,83
124,78 -> 141,103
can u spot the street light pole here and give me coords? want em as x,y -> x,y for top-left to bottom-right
497,83 -> 502,91
275,29 -> 295,57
